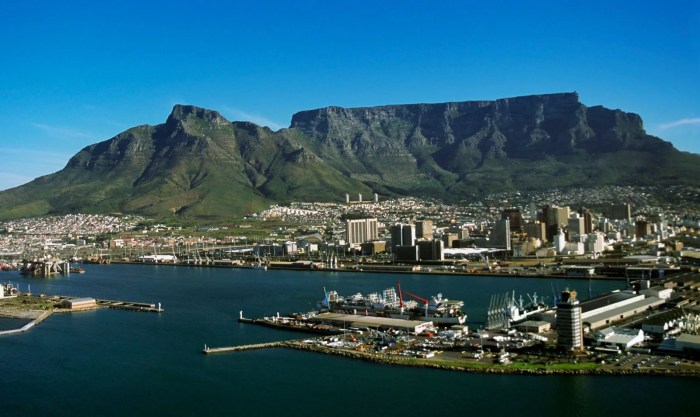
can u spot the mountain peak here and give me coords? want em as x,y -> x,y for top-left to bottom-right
166,104 -> 230,127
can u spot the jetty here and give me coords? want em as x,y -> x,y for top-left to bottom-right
0,310 -> 53,336
96,299 -> 163,313
202,341 -> 286,354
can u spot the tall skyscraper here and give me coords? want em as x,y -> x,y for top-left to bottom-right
490,219 -> 511,250
556,290 -> 583,351
543,205 -> 570,241
581,208 -> 593,234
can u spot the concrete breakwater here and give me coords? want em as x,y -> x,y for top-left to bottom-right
0,310 -> 53,336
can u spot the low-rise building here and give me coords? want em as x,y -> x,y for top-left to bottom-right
61,297 -> 97,310
593,327 -> 645,351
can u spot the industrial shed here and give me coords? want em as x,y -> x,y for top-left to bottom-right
61,297 -> 97,310
309,312 -> 434,335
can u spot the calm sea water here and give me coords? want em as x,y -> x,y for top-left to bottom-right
1,265 -> 697,416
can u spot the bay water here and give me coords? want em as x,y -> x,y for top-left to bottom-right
1,265 -> 697,416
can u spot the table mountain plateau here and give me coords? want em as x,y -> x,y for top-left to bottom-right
1,92 -> 697,219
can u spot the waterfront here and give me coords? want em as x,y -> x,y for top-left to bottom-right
1,265 -> 697,416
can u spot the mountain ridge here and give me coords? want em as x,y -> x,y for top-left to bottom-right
0,93 -> 697,220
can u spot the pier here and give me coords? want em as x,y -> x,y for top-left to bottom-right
202,341 -> 286,354
96,299 -> 164,313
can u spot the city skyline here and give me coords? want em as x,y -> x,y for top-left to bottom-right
1,1 -> 698,191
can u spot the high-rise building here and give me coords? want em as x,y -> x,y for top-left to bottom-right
553,231 -> 566,254
568,215 -> 585,239
635,220 -> 651,239
441,232 -> 457,249
523,221 -> 546,240
415,220 -> 434,239
346,218 -> 378,246
490,219 -> 511,250
417,239 -> 444,261
501,209 -> 523,231
390,223 -> 416,252
556,290 -> 583,351
585,232 -> 606,254
605,204 -> 632,221
543,205 -> 570,241
581,209 -> 593,234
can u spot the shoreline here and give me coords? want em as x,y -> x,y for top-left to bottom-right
108,260 -> 628,281
279,340 -> 700,377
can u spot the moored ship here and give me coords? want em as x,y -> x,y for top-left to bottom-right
320,282 -> 467,326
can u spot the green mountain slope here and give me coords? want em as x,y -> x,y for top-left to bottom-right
0,93 -> 698,220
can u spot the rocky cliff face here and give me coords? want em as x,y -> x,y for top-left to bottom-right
288,92 -> 678,196
0,94 -> 696,219
291,92 -> 662,161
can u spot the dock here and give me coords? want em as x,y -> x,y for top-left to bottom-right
96,299 -> 164,313
202,341 -> 286,354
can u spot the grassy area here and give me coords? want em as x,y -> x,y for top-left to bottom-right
0,294 -> 60,311
419,357 -> 600,372
507,360 -> 599,371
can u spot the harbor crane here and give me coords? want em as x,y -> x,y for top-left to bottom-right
401,288 -> 431,318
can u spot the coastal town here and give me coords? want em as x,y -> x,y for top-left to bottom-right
2,185 -> 700,375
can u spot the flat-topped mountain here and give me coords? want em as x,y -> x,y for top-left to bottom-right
0,93 -> 697,219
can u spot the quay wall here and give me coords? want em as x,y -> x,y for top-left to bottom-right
110,260 -> 627,281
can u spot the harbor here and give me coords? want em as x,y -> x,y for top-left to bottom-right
2,262 -> 698,416
208,271 -> 700,377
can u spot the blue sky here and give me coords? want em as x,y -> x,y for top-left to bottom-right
1,0 -> 698,191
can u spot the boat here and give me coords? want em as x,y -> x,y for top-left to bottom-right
486,291 -> 548,329
320,282 -> 467,326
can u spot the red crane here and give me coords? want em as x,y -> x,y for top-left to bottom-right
397,281 -> 404,308
397,281 -> 430,317
402,290 -> 429,306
